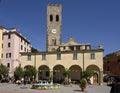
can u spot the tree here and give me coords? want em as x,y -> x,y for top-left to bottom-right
63,68 -> 70,78
0,64 -> 9,79
24,65 -> 37,80
14,66 -> 24,80
82,70 -> 94,82
62,68 -> 70,84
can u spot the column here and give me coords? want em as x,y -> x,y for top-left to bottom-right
36,73 -> 39,81
49,69 -> 53,83
99,70 -> 103,85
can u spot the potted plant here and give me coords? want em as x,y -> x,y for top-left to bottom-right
80,79 -> 87,91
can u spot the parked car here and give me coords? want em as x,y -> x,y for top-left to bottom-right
103,74 -> 120,83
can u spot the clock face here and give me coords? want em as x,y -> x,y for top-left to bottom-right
51,29 -> 57,34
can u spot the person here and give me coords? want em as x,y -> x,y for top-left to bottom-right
87,79 -> 91,85
68,77 -> 72,87
24,76 -> 27,85
21,78 -> 24,84
109,77 -> 119,93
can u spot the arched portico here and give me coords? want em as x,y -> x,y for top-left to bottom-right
53,65 -> 65,83
86,65 -> 103,85
24,65 -> 33,69
69,65 -> 82,81
38,65 -> 50,80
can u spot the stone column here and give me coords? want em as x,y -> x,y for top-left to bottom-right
99,70 -> 103,85
49,69 -> 53,83
36,73 -> 39,81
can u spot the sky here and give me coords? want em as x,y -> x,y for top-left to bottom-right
0,0 -> 120,56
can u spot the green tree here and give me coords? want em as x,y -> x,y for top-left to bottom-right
24,65 -> 37,80
14,66 -> 24,80
63,68 -> 70,78
0,64 -> 9,79
82,70 -> 94,80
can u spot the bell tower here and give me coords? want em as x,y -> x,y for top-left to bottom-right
46,4 -> 62,52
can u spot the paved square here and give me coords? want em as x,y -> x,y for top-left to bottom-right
0,83 -> 111,93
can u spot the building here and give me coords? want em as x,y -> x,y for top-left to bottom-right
46,4 -> 62,51
0,27 -> 3,64
1,27 -> 32,76
20,4 -> 104,85
103,51 -> 120,75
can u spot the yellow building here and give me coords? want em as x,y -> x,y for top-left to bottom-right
20,4 -> 104,85
0,27 -> 3,64
21,37 -> 104,85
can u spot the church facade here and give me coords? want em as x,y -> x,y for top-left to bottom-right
20,4 -> 104,85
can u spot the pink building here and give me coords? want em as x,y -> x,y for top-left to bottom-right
1,27 -> 31,77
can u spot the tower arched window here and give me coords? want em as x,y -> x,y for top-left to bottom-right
50,14 -> 53,22
56,15 -> 59,22
52,38 -> 56,45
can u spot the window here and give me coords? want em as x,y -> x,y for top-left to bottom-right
69,46 -> 74,51
7,63 -> 10,68
57,52 -> 61,60
9,53 -> 11,58
2,44 -> 3,48
6,53 -> 11,58
42,53 -> 46,60
21,39 -> 23,42
8,34 -> 11,39
6,53 -> 8,58
27,54 -> 31,61
8,42 -> 11,47
107,66 -> 110,71
1,54 -> 3,58
107,61 -> 110,64
52,38 -> 56,45
24,47 -> 26,52
21,45 -> 23,50
90,53 -> 95,59
50,14 -> 53,22
52,48 -> 56,51
73,52 -> 77,60
56,15 -> 59,22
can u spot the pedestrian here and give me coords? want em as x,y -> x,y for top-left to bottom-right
110,78 -> 119,93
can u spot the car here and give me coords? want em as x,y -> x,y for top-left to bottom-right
103,74 -> 120,83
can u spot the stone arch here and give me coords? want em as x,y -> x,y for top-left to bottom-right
24,65 -> 33,69
69,65 -> 82,82
53,64 -> 65,83
86,65 -> 100,84
38,65 -> 50,80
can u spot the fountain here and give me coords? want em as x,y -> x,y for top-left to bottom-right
32,80 -> 60,90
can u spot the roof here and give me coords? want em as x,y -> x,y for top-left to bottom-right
60,37 -> 81,46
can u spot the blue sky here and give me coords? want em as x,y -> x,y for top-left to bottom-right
0,0 -> 120,56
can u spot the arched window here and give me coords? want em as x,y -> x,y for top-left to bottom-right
52,38 -> 56,45
50,14 -> 53,22
56,15 -> 59,22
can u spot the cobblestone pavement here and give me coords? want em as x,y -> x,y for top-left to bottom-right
0,83 -> 111,93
